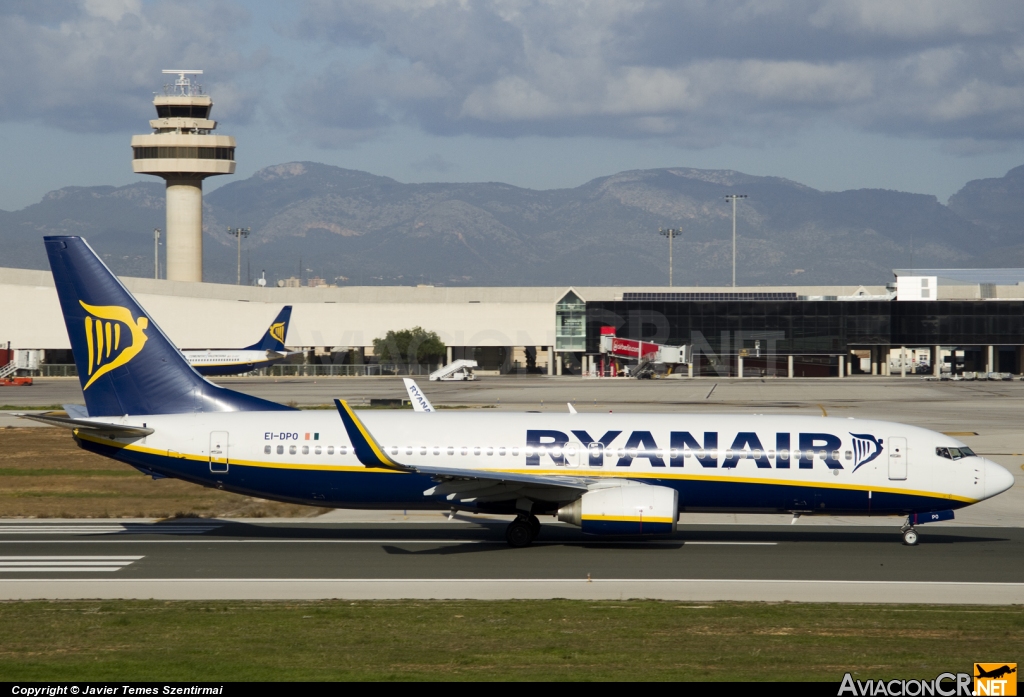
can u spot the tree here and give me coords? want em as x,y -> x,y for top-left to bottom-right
373,327 -> 446,365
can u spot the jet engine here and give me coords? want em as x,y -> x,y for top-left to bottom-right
557,484 -> 678,535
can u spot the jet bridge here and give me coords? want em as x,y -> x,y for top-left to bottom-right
598,326 -> 690,378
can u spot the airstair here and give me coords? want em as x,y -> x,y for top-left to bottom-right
429,359 -> 478,381
0,361 -> 16,379
629,356 -> 656,379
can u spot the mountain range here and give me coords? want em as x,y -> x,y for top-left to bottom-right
3,161 -> 1024,287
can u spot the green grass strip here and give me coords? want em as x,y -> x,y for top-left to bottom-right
0,468 -> 135,477
0,600 -> 1017,681
0,405 -> 66,411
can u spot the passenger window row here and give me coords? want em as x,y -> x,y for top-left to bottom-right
339,447 -> 855,461
386,446 -> 521,457
259,444 -> 857,462
264,444 -> 350,456
663,448 -> 849,461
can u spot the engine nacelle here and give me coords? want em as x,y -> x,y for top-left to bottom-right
557,484 -> 678,535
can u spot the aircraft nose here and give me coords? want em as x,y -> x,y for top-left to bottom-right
984,460 -> 1015,499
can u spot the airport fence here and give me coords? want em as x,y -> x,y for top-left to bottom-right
36,364 -> 78,377
26,364 -> 433,378
262,364 -> 434,377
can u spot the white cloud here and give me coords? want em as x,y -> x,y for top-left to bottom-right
808,0 -> 1009,39
0,0 -> 259,132
8,0 -> 1024,152
82,0 -> 141,23
286,0 -> 1024,147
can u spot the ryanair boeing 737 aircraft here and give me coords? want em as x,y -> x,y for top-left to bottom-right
25,237 -> 1015,547
180,306 -> 293,376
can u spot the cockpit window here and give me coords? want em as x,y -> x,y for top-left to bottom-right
936,446 -> 977,460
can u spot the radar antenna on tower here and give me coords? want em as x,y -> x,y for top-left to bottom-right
161,69 -> 204,96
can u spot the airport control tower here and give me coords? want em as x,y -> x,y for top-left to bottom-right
131,70 -> 235,282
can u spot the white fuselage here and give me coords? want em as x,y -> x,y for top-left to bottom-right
182,349 -> 275,368
80,410 -> 1013,515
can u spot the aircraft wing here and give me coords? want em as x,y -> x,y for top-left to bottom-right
334,399 -> 590,502
415,464 -> 590,490
15,412 -> 154,437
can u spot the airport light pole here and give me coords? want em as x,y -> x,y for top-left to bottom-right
659,227 -> 682,287
227,227 -> 250,285
153,228 -> 161,279
724,194 -> 747,287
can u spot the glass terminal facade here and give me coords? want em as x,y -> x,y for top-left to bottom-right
555,291 -> 587,352
586,299 -> 1024,355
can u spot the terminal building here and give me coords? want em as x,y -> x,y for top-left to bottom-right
2,266 -> 1023,378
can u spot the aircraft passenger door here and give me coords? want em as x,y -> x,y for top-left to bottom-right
887,437 -> 907,481
210,431 -> 229,474
587,442 -> 604,467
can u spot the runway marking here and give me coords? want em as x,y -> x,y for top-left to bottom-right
0,555 -> 143,573
0,525 -> 220,535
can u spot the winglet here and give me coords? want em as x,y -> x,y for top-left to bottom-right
334,399 -> 410,471
403,378 -> 435,412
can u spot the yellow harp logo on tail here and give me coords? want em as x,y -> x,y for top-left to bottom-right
269,322 -> 286,344
80,301 -> 149,389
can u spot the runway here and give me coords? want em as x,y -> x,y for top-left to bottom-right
3,377 -> 1022,602
0,520 -> 1021,603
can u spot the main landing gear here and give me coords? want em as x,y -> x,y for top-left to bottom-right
900,520 -> 919,546
506,514 -> 541,548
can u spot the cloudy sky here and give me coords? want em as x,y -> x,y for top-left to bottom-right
3,0 -> 1024,210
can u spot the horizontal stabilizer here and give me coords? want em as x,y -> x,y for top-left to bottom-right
62,404 -> 89,419
16,412 -> 153,437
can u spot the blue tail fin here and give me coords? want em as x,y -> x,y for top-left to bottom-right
245,306 -> 292,351
45,236 -> 294,416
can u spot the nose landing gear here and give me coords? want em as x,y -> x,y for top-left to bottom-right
506,514 -> 541,547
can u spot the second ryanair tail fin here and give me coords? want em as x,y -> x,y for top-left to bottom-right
45,236 -> 293,416
246,306 -> 292,351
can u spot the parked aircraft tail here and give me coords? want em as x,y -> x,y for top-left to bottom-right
245,306 -> 292,351
44,236 -> 293,416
